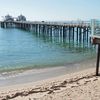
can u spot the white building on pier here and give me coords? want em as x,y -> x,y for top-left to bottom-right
3,14 -> 14,21
16,15 -> 26,21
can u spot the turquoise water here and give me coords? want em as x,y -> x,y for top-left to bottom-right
0,28 -> 96,72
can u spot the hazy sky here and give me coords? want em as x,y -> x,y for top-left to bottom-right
0,0 -> 100,21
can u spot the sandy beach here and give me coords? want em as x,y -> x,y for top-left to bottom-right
0,58 -> 100,100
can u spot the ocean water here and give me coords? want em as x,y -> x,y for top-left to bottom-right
0,28 -> 96,72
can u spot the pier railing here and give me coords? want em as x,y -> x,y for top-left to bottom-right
13,21 -> 90,27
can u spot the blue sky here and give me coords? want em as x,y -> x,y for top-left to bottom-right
0,0 -> 100,21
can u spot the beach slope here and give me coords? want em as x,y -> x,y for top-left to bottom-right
0,68 -> 100,100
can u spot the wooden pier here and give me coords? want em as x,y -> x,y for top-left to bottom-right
0,21 -> 91,46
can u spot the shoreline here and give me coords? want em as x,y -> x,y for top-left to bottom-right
0,57 -> 96,87
0,55 -> 96,73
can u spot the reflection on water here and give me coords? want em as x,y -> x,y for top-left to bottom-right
0,28 -> 96,72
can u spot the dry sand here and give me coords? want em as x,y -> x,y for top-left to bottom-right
0,68 -> 100,100
0,58 -> 100,100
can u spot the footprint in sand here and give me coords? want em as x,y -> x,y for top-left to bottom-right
77,79 -> 91,85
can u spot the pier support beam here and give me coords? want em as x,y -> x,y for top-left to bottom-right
69,27 -> 72,43
96,44 -> 100,76
79,27 -> 82,44
86,28 -> 89,43
72,27 -> 74,42
76,27 -> 79,44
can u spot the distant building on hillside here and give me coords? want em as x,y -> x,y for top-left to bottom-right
3,14 -> 14,21
16,15 -> 26,21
